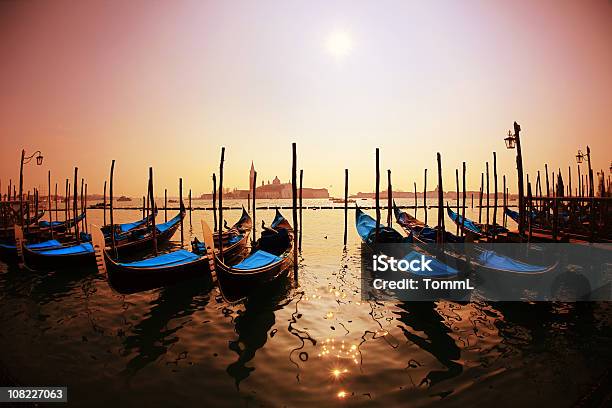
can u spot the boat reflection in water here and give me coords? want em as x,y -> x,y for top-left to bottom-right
394,301 -> 463,387
221,273 -> 294,388
119,275 -> 214,377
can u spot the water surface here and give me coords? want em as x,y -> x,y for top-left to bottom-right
1,199 -> 610,407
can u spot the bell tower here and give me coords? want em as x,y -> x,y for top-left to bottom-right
249,161 -> 255,195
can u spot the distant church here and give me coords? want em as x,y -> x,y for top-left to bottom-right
201,162 -> 329,199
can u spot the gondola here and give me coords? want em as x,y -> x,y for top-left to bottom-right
204,209 -> 294,295
393,203 -> 464,244
18,208 -> 185,271
355,205 -> 459,281
0,238 -> 64,261
504,207 -> 538,225
99,210 -> 158,238
446,205 -> 507,240
396,205 -> 558,292
38,211 -> 86,233
94,207 -> 252,291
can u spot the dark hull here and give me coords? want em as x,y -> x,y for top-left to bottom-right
103,211 -> 251,291
213,210 -> 294,300
107,253 -> 214,292
22,218 -> 182,271
215,255 -> 293,294
0,244 -> 17,262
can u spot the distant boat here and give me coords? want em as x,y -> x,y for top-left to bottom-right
117,196 -> 132,202
330,198 -> 355,204
168,199 -> 179,203
91,202 -> 110,209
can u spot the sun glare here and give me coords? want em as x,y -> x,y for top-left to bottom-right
326,30 -> 353,59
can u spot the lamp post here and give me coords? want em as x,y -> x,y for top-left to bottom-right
504,122 -> 525,235
576,147 -> 593,196
19,150 -> 44,226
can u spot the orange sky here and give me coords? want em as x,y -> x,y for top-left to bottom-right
1,0 -> 610,197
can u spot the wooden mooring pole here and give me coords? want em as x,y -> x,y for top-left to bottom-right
299,169 -> 303,252
218,147 -> 225,260
387,169 -> 392,227
375,148 -> 380,243
212,174 -> 217,232
291,143 -> 298,280
343,169 -> 349,247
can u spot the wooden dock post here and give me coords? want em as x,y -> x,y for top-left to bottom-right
146,187 -> 149,219
461,162 -> 466,237
109,160 -> 116,258
149,167 -> 158,256
478,173 -> 483,223
291,143 -> 298,279
189,189 -> 192,225
48,171 -> 53,238
142,196 -> 145,219
424,169 -> 428,226
586,146 -> 594,197
502,175 -> 507,227
568,166 -> 572,198
577,165 -> 582,197
375,148 -> 380,243
511,122 -> 526,236
545,164 -> 550,223
485,161 -> 490,228
436,153 -> 444,243
219,147 -> 225,260
164,188 -> 167,222
387,169 -> 392,227
18,150 -> 24,227
493,152 -> 498,232
212,174 -> 217,231
299,169 -> 303,252
54,183 -> 58,223
179,177 -> 184,247
343,169 -> 348,246
102,181 -> 107,225
413,182 -> 417,218
84,183 -> 88,234
455,168 -> 460,236
536,171 -> 541,213
73,167 -> 79,242
527,182 -> 533,242
65,179 -> 69,223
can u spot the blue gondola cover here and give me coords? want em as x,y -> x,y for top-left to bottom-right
232,250 -> 281,270
119,249 -> 201,269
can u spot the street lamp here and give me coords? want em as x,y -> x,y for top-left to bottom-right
576,147 -> 593,196
19,149 -> 44,227
23,150 -> 44,166
575,149 -> 588,164
504,130 -> 516,149
504,122 -> 525,235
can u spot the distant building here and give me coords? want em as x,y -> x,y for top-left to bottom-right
200,163 -> 329,199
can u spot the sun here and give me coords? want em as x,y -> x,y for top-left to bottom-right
326,30 -> 353,59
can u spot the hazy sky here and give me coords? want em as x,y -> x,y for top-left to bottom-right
1,0 -> 610,197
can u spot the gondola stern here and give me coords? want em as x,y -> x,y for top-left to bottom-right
90,225 -> 108,276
